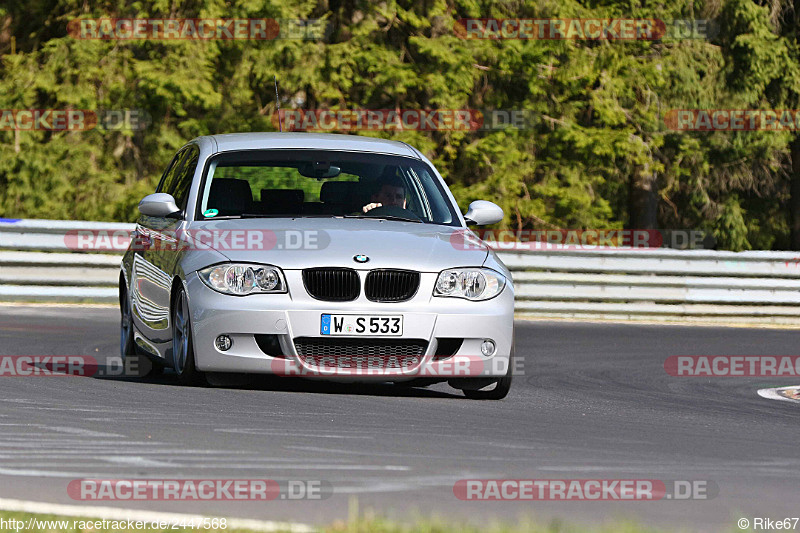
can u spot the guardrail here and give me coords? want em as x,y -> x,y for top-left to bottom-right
499,246 -> 800,324
0,219 -> 126,302
1,218 -> 799,325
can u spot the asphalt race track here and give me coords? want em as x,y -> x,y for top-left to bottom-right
0,304 -> 799,531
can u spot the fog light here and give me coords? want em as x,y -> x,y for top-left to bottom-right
215,335 -> 232,351
481,339 -> 496,356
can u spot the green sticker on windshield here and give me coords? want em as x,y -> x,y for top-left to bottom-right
203,208 -> 219,218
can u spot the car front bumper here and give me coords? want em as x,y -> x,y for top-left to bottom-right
185,270 -> 514,381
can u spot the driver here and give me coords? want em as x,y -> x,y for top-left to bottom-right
362,173 -> 407,213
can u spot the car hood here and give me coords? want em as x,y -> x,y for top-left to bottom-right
188,218 -> 488,272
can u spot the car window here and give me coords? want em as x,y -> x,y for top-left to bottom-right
170,145 -> 199,210
196,150 -> 458,226
156,145 -> 199,213
155,150 -> 185,194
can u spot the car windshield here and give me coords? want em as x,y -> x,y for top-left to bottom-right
196,149 -> 459,226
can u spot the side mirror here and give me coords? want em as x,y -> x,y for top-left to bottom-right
463,200 -> 503,226
138,193 -> 181,218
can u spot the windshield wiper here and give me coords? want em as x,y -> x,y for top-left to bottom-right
224,214 -> 423,222
238,214 -> 354,219
240,213 -> 302,218
358,215 -> 423,223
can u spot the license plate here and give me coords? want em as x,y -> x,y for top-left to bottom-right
320,314 -> 403,336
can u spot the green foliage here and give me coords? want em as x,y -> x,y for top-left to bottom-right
0,0 -> 797,250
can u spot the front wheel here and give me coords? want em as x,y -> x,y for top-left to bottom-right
462,373 -> 512,400
120,285 -> 136,359
172,286 -> 205,386
120,283 -> 161,378
454,345 -> 514,400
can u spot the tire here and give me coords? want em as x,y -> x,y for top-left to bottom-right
120,282 -> 162,378
120,283 -> 137,359
460,345 -> 514,401
171,286 -> 205,386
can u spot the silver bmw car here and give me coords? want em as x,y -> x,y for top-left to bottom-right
120,133 -> 514,399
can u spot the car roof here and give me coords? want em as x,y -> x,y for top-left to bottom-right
199,132 -> 420,158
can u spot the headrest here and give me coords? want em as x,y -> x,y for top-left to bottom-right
207,178 -> 253,214
320,181 -> 354,203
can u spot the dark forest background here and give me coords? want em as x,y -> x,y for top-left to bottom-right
2,0 -> 800,250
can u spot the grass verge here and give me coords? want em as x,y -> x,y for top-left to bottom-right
0,509 -> 694,533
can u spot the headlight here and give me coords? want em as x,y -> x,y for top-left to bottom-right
198,263 -> 286,295
433,268 -> 506,301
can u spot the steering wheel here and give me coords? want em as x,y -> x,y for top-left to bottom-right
363,205 -> 423,222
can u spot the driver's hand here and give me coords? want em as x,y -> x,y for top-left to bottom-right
362,202 -> 382,213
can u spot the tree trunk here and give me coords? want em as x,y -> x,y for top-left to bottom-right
789,136 -> 800,249
628,164 -> 658,229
